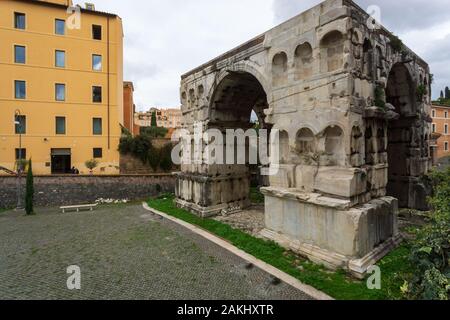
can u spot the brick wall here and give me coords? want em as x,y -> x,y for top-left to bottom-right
0,174 -> 175,208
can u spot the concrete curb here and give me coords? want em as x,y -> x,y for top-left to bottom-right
142,202 -> 334,301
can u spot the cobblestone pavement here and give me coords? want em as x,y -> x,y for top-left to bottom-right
214,206 -> 265,238
0,204 -> 312,300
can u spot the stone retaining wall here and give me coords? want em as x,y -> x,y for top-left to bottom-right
0,174 -> 175,208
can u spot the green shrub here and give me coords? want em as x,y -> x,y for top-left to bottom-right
405,169 -> 450,300
374,85 -> 386,109
148,146 -> 161,171
140,126 -> 168,138
389,34 -> 404,54
159,144 -> 173,172
417,84 -> 428,101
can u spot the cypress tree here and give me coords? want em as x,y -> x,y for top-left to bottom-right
445,86 -> 450,99
440,90 -> 444,99
25,159 -> 34,215
151,111 -> 158,127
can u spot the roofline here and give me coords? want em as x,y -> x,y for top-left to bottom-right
13,0 -> 120,18
432,103 -> 450,108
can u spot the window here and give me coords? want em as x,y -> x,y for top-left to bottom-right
92,54 -> 102,71
55,84 -> 66,101
15,80 -> 26,99
55,50 -> 65,68
432,123 -> 436,133
445,124 -> 449,135
14,45 -> 25,64
55,19 -> 65,35
445,111 -> 448,119
445,142 -> 449,152
56,117 -> 66,135
93,148 -> 103,158
15,115 -> 26,134
15,149 -> 27,160
92,86 -> 102,103
92,25 -> 102,40
14,13 -> 25,29
93,118 -> 102,135
432,110 -> 436,118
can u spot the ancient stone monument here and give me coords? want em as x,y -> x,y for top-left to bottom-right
175,0 -> 432,277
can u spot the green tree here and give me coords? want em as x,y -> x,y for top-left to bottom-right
441,90 -> 444,99
85,159 -> 99,174
151,111 -> 158,127
148,146 -> 161,171
445,87 -> 450,100
25,159 -> 34,215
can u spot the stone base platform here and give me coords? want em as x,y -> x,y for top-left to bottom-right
260,187 -> 401,278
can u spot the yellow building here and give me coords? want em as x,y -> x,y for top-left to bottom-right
0,0 -> 123,175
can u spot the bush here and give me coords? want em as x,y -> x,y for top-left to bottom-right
140,126 -> 168,138
405,169 -> 450,300
159,144 -> 173,172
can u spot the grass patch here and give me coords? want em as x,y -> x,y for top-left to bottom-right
148,194 -> 412,300
0,208 -> 11,214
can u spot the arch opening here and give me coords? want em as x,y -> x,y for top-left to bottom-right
386,63 -> 417,206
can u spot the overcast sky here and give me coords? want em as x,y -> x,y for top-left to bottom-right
86,0 -> 450,111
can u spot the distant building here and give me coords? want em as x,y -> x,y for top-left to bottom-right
431,103 -> 450,160
135,108 -> 182,129
123,82 -> 139,136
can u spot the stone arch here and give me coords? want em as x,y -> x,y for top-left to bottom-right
363,38 -> 373,78
294,42 -> 313,80
207,61 -> 271,111
321,125 -> 345,166
295,128 -> 316,154
320,30 -> 344,73
272,52 -> 288,86
386,62 -> 419,207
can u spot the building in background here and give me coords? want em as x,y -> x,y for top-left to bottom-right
431,103 -> 450,160
0,0 -> 124,175
135,108 -> 182,129
123,81 -> 139,136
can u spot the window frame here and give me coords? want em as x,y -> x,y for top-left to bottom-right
445,124 -> 449,135
14,45 -> 26,64
92,118 -> 102,135
55,83 -> 66,101
15,115 -> 26,134
55,50 -> 66,68
55,116 -> 66,135
15,148 -> 27,161
55,19 -> 66,35
15,80 -> 26,99
14,12 -> 26,30
92,54 -> 102,71
92,86 -> 102,103
92,25 -> 102,40
93,148 -> 103,159
445,142 -> 449,152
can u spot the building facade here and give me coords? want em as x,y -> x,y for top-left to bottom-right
135,108 -> 182,129
123,81 -> 139,136
431,103 -> 450,160
0,0 -> 123,175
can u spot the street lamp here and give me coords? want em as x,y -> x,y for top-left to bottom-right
14,109 -> 24,210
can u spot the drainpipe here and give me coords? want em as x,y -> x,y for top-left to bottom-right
107,17 -> 111,150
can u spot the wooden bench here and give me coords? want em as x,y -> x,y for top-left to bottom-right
60,203 -> 98,213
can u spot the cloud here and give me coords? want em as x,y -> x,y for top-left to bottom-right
80,0 -> 273,110
76,0 -> 449,107
273,0 -> 450,99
